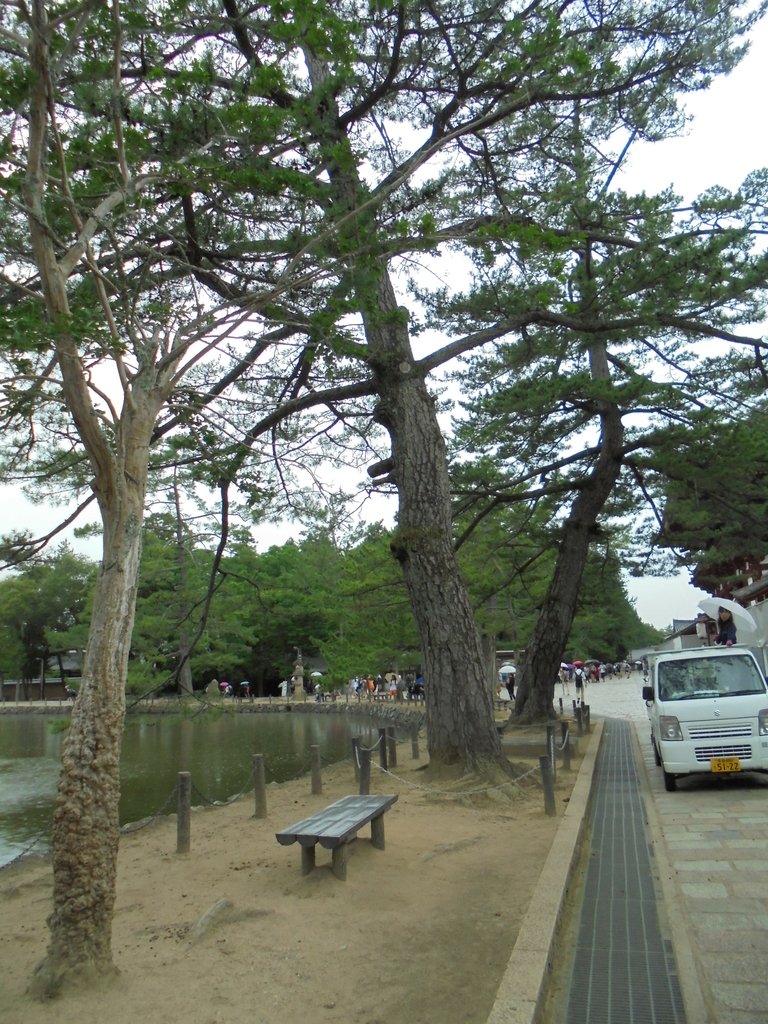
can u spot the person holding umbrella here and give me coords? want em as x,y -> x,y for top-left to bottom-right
698,597 -> 757,644
559,663 -> 571,698
714,607 -> 737,646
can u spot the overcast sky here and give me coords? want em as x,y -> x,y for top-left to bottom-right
2,17 -> 767,632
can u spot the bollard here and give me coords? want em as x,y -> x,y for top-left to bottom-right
310,744 -> 322,795
563,733 -> 572,771
583,704 -> 591,734
558,697 -> 563,713
386,727 -> 397,768
572,699 -> 577,714
539,756 -> 556,816
411,727 -> 420,760
351,737 -> 360,782
252,754 -> 267,819
359,747 -> 371,795
546,724 -> 556,784
378,728 -> 388,770
575,705 -> 583,736
177,771 -> 191,854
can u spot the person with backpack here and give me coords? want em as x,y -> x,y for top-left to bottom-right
573,664 -> 586,704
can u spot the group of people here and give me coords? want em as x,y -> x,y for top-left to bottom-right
205,678 -> 253,700
191,607 -> 743,710
557,660 -> 637,704
350,671 -> 425,701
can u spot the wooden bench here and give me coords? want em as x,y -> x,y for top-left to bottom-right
276,794 -> 398,880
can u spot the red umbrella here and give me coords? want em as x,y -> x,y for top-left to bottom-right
572,660 -> 584,667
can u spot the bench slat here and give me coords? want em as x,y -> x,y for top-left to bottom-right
276,794 -> 398,850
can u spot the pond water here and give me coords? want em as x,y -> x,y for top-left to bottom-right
0,710 -> 374,868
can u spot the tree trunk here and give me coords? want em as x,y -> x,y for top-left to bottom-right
29,456 -> 151,994
172,471 -> 194,695
513,339 -> 625,723
365,275 -> 505,770
27,402 -> 168,997
177,631 -> 194,696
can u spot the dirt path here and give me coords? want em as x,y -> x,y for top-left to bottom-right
1,734 -> 580,1024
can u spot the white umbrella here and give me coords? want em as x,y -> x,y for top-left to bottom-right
698,597 -> 757,637
498,662 -> 516,673
310,670 -> 323,677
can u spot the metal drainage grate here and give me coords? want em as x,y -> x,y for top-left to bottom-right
564,719 -> 686,1024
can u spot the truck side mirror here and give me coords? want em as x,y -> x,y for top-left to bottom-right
642,685 -> 653,702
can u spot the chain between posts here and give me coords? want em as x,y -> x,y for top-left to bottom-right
3,716 -> 574,867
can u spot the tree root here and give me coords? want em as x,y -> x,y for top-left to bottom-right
28,953 -> 119,1001
418,756 -> 538,806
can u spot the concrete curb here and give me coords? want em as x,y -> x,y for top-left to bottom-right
486,720 -> 603,1024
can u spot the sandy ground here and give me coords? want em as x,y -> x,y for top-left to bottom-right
0,729 -> 580,1024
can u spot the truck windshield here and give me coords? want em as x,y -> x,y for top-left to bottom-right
658,655 -> 766,701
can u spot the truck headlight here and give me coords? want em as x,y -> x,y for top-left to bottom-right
660,716 -> 683,741
759,709 -> 768,736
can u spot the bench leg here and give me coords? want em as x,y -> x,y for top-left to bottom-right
370,813 -> 386,850
331,843 -> 349,881
301,844 -> 316,876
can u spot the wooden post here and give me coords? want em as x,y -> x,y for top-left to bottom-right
575,705 -> 583,736
411,727 -> 420,760
310,744 -> 322,794
563,733 -> 572,771
351,737 -> 360,782
386,727 -> 397,768
539,756 -> 556,817
252,754 -> 267,818
177,771 -> 191,854
546,724 -> 556,784
558,697 -> 563,713
583,704 -> 591,734
359,748 -> 371,795
378,728 -> 388,770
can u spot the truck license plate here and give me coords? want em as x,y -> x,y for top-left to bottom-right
710,757 -> 740,773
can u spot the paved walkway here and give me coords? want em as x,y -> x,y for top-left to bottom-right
489,679 -> 765,1024
585,676 -> 768,1024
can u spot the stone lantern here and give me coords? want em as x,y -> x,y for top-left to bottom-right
293,647 -> 305,701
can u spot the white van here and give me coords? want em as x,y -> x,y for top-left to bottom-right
642,645 -> 768,791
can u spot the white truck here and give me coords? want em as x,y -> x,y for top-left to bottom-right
642,645 -> 768,791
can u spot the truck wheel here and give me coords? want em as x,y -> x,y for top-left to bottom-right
663,769 -> 677,792
652,737 -> 661,766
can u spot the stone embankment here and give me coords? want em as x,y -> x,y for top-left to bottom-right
0,696 -> 426,733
